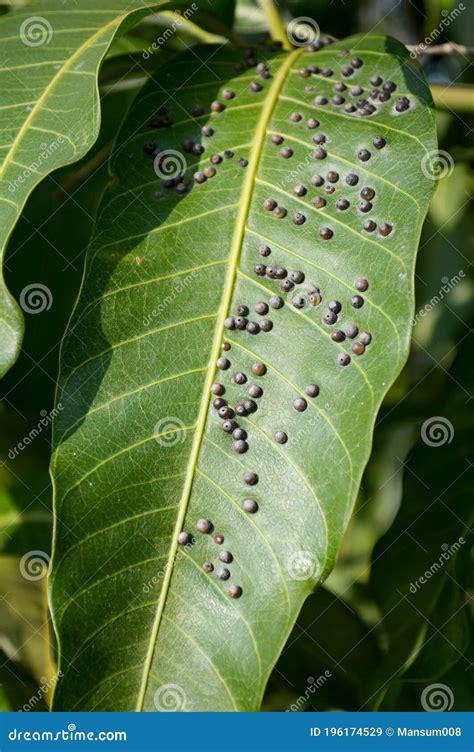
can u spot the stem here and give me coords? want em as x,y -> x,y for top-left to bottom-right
431,84 -> 474,113
408,42 -> 474,56
258,0 -> 291,50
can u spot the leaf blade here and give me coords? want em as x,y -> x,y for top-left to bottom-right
50,35 -> 437,711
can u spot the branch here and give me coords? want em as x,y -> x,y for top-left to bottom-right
430,84 -> 474,113
258,0 -> 291,50
408,42 -> 474,56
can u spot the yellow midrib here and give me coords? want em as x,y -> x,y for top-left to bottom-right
136,46 -> 303,711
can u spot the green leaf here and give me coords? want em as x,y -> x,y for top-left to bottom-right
50,35 -> 437,711
0,0 -> 235,378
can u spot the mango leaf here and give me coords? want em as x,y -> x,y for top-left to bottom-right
50,36 -> 437,711
0,0 -> 235,378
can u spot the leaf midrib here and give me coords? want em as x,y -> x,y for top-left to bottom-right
135,46 -> 303,711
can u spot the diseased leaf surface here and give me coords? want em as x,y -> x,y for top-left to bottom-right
50,35 -> 437,711
0,0 -> 234,377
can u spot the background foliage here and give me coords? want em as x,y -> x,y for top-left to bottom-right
0,0 -> 472,712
